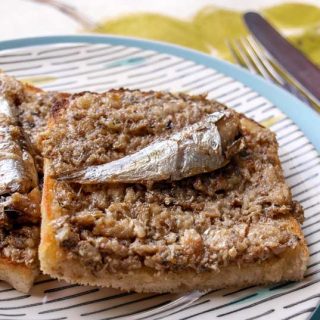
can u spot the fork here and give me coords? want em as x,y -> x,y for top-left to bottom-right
115,290 -> 204,320
227,36 -> 320,113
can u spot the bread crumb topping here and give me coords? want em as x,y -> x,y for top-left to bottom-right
42,90 -> 304,273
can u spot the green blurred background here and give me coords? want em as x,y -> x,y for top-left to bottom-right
92,3 -> 320,65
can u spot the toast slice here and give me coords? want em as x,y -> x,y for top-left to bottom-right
40,90 -> 308,293
0,73 -> 68,292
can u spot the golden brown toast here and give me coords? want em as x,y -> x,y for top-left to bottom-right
40,90 -> 308,293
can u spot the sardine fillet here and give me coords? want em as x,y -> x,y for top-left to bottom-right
57,111 -> 244,184
0,73 -> 66,292
40,89 -> 308,293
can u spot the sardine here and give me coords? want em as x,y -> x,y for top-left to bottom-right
0,87 -> 38,195
58,110 -> 244,184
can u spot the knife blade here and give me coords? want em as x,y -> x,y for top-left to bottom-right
244,12 -> 320,103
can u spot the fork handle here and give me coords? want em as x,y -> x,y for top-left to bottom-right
281,82 -> 320,113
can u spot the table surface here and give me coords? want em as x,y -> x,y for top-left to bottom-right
1,0 -> 320,65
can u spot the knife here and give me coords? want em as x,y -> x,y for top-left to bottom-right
244,12 -> 320,104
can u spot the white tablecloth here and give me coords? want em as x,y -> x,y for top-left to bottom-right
1,0 -> 319,41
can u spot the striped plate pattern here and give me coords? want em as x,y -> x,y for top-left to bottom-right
0,42 -> 319,320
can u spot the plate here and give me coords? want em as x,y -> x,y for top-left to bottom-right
0,35 -> 319,320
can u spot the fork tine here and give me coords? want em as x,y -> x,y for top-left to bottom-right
226,40 -> 243,66
246,36 -> 285,85
248,36 -> 320,110
239,37 -> 275,82
228,39 -> 257,74
228,35 -> 320,112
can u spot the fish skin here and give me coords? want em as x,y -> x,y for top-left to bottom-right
58,110 -> 244,184
0,92 -> 38,195
0,96 -> 15,118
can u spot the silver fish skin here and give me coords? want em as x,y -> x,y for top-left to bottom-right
0,91 -> 38,195
58,110 -> 244,184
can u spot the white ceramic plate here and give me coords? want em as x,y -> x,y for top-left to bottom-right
0,35 -> 319,320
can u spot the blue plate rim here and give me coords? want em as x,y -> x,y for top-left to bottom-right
0,34 -> 319,320
0,34 -> 319,151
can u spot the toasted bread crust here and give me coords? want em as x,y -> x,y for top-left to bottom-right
41,167 -> 308,293
0,257 -> 38,293
40,93 -> 309,292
